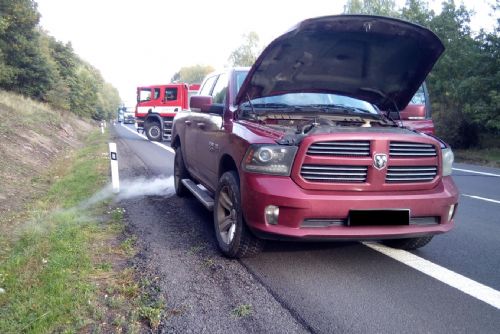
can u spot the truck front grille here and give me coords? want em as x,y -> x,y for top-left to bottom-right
301,165 -> 368,183
386,166 -> 438,183
390,142 -> 437,157
307,141 -> 370,157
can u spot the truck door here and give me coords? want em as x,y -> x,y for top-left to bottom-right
184,75 -> 218,180
136,87 -> 154,118
195,73 -> 227,188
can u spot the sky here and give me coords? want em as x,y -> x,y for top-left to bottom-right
36,0 -> 498,107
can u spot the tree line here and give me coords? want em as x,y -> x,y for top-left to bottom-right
0,0 -> 121,120
345,0 -> 499,148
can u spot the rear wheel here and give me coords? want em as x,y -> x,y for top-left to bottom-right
382,236 -> 433,250
174,147 -> 191,197
146,122 -> 162,141
214,171 -> 264,258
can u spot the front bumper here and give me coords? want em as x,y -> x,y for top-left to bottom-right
240,173 -> 459,240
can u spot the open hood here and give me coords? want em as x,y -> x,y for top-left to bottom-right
235,15 -> 444,111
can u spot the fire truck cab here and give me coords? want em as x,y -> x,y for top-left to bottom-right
135,83 -> 200,141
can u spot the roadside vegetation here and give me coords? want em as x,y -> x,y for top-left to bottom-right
0,103 -> 160,332
0,0 -> 120,120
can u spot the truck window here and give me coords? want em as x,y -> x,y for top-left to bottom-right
165,88 -> 178,101
199,75 -> 217,96
212,74 -> 228,104
410,85 -> 426,105
235,71 -> 249,92
138,88 -> 151,102
153,88 -> 161,100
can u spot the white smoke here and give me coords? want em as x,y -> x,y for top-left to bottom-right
80,176 -> 175,208
117,176 -> 175,200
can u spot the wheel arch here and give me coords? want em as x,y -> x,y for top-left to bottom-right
219,154 -> 239,181
171,134 -> 181,149
144,113 -> 163,128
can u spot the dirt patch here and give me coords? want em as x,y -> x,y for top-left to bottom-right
0,92 -> 97,222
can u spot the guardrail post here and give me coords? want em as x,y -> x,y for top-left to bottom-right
109,143 -> 119,193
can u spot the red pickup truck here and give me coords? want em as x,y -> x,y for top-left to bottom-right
171,15 -> 459,258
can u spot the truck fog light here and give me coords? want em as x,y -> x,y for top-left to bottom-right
448,204 -> 457,221
265,205 -> 279,225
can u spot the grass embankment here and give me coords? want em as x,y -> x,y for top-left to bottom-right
0,130 -> 162,333
454,135 -> 500,168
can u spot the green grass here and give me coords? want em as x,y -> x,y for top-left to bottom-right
454,147 -> 500,168
0,129 -> 154,333
232,304 -> 253,318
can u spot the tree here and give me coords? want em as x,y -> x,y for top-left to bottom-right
228,32 -> 260,67
0,0 -> 55,99
343,0 -> 398,16
0,0 -> 121,118
170,64 -> 214,84
400,0 -> 435,26
400,0 -> 499,145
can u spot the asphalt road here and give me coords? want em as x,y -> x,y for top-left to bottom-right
113,123 -> 500,333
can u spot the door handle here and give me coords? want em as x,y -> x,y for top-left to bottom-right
184,120 -> 192,126
197,122 -> 206,129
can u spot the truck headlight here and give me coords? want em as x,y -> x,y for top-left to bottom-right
442,148 -> 454,176
242,145 -> 298,176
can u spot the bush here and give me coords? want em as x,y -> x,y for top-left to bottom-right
434,107 -> 479,149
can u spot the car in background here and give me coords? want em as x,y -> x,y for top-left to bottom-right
400,83 -> 434,134
123,108 -> 135,124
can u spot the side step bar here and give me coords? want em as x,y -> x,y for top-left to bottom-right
181,179 -> 214,211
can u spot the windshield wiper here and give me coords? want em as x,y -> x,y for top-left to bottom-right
300,104 -> 375,115
251,103 -> 292,109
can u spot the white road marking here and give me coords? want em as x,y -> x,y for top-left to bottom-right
462,194 -> 500,204
452,168 -> 500,177
363,242 -> 500,310
119,123 -> 175,154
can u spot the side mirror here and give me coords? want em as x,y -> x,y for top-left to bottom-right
190,95 -> 224,115
190,95 -> 212,112
400,104 -> 426,120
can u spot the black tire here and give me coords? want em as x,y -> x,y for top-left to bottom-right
146,122 -> 162,141
214,171 -> 264,258
174,147 -> 191,197
382,236 -> 434,250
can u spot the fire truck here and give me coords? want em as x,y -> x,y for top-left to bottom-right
135,83 -> 200,141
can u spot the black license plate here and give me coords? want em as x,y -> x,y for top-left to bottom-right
348,210 -> 410,226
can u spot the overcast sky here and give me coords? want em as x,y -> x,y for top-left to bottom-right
36,0 -> 498,106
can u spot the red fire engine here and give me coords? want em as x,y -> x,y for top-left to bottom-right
135,83 -> 200,141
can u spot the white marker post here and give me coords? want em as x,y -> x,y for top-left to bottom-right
100,121 -> 104,134
109,143 -> 120,193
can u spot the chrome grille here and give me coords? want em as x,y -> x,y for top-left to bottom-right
390,142 -> 437,157
386,166 -> 437,183
301,165 -> 368,183
307,141 -> 370,157
302,218 -> 346,228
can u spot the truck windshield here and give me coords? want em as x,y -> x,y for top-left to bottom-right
244,93 -> 378,115
410,85 -> 426,105
235,71 -> 377,115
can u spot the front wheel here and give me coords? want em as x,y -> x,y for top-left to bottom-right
145,122 -> 162,141
382,236 -> 434,250
214,171 -> 264,258
174,147 -> 191,197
